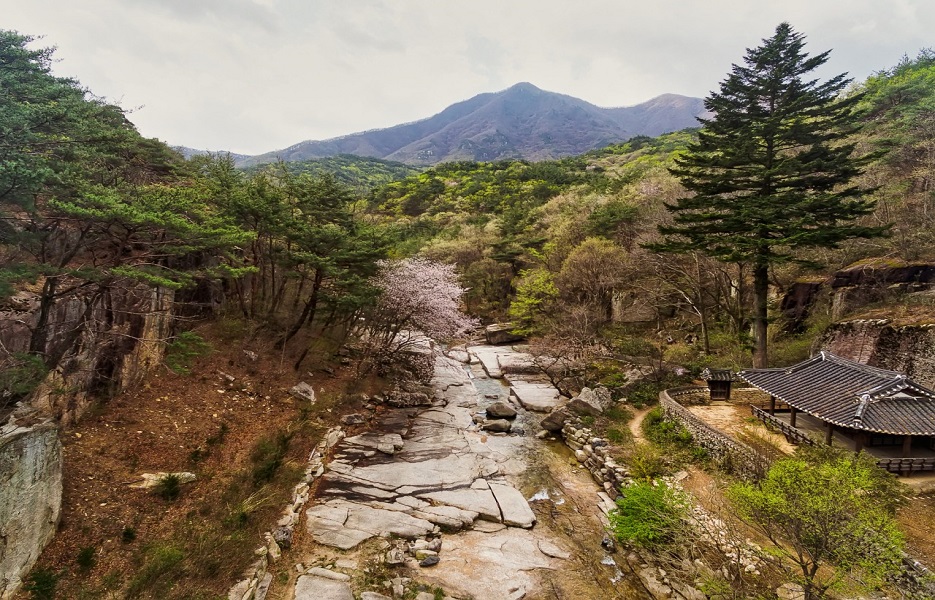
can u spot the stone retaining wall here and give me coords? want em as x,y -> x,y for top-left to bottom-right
561,419 -> 629,500
659,388 -> 767,480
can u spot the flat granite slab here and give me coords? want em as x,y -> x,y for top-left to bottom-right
470,347 -> 505,378
294,574 -> 354,600
489,482 -> 536,528
509,381 -> 561,412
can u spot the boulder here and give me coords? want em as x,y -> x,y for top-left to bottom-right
576,387 -> 612,413
566,398 -> 601,417
481,419 -> 512,433
510,382 -> 562,412
273,525 -> 293,549
340,413 -> 365,426
485,323 -> 525,345
485,401 -> 517,419
130,471 -> 197,489
290,382 -> 317,403
539,407 -> 569,431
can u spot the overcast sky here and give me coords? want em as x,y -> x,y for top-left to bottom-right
4,1 -> 933,155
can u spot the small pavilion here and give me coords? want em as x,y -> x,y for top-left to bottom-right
701,368 -> 735,401
740,352 -> 935,461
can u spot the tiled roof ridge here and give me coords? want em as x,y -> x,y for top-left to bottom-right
738,351 -> 935,435
817,350 -> 905,379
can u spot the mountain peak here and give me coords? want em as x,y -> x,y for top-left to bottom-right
504,82 -> 542,93
238,87 -> 707,167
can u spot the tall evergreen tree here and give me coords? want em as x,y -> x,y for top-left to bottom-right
651,23 -> 884,367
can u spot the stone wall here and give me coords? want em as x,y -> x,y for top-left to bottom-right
0,422 -> 62,599
228,427 -> 345,600
561,419 -> 629,500
659,388 -> 767,480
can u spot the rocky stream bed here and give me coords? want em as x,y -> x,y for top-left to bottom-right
285,345 -> 648,600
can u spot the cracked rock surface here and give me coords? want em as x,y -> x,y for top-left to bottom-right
293,347 -> 644,600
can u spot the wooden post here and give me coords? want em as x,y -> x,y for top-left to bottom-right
903,434 -> 913,458
769,396 -> 776,416
825,422 -> 834,446
789,407 -> 797,428
855,432 -> 866,453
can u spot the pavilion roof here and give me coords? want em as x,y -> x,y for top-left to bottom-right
701,368 -> 736,382
739,351 -> 935,436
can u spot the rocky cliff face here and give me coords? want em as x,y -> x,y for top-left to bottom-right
0,283 -> 174,596
0,422 -> 62,598
817,319 -> 935,388
2,285 -> 173,424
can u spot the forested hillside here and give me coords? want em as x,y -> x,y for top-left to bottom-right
359,50 -> 935,376
4,22 -> 935,404
4,21 -> 935,600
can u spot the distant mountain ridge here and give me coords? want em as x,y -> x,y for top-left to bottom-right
233,83 -> 708,167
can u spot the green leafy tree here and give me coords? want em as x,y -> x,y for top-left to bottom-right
651,23 -> 884,367
729,447 -> 907,599
508,268 -> 558,336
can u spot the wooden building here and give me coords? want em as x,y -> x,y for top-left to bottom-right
740,351 -> 935,460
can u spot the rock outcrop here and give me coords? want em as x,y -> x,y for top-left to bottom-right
0,421 -> 62,598
0,284 -> 174,597
818,319 -> 935,389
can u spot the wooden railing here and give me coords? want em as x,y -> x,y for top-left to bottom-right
750,405 -> 815,447
875,457 -> 935,475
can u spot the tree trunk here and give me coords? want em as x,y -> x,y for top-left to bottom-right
753,262 -> 769,368
30,276 -> 59,358
279,268 -> 323,347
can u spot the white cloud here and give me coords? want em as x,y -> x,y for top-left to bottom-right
3,0 -> 932,154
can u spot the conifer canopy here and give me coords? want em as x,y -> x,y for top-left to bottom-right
651,22 -> 885,366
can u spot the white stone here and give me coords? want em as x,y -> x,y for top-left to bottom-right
294,575 -> 354,600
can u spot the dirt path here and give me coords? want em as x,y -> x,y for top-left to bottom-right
628,406 -> 653,444
282,347 -> 648,600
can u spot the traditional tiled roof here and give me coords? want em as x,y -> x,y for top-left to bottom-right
701,368 -> 735,382
739,352 -> 935,436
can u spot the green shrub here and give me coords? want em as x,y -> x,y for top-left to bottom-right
604,405 -> 634,424
164,331 -> 212,375
626,443 -> 666,479
250,432 -> 292,487
76,546 -> 96,572
642,407 -> 692,447
23,568 -> 58,600
606,427 -> 632,444
154,474 -> 181,501
627,381 -> 661,408
125,544 -> 185,597
609,480 -> 689,550
121,527 -> 137,544
0,352 -> 48,405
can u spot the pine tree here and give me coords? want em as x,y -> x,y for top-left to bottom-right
651,23 -> 885,367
